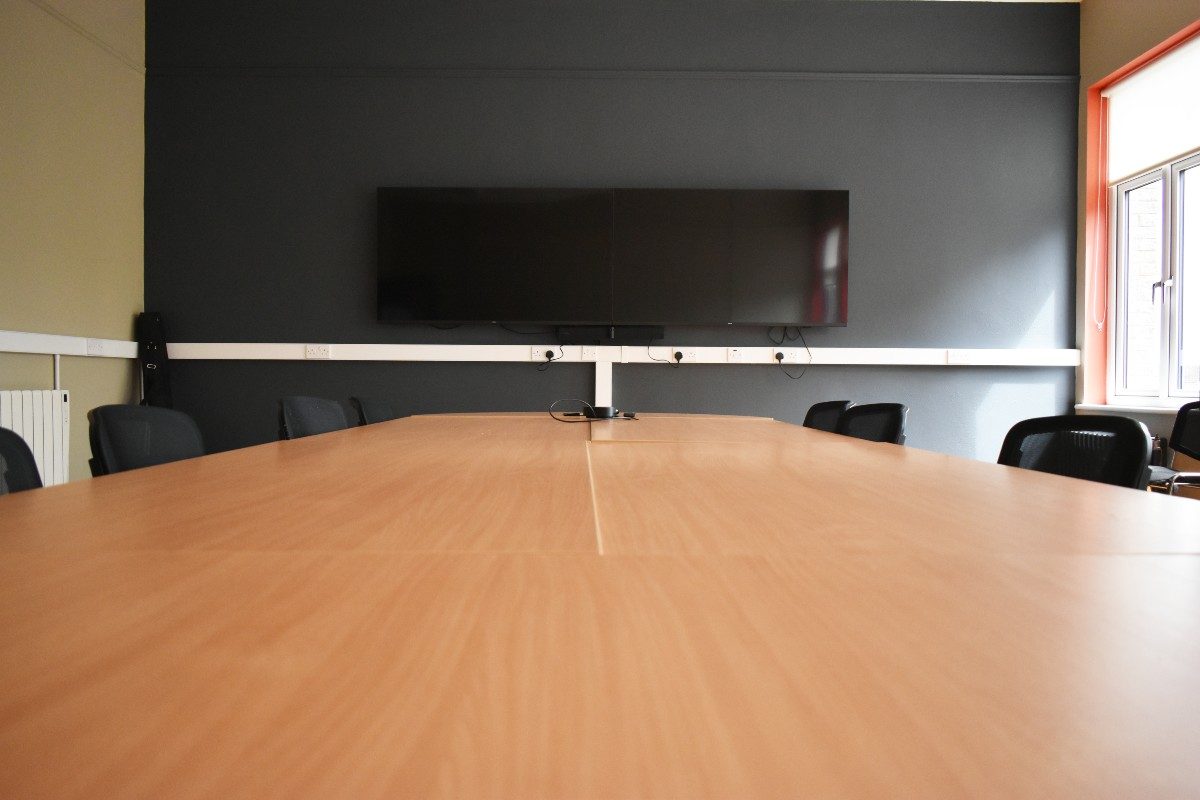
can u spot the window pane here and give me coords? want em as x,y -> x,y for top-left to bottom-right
1179,165 -> 1200,395
1120,179 -> 1163,394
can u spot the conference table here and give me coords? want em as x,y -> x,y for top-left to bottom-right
1,412 -> 1198,798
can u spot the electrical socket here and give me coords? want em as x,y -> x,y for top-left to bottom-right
675,348 -> 699,364
773,348 -> 807,365
304,344 -> 332,359
581,345 -> 598,361
726,347 -> 751,363
531,345 -> 557,362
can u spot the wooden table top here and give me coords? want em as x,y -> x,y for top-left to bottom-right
1,413 -> 1198,798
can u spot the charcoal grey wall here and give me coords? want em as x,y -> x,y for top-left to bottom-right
145,0 -> 1079,459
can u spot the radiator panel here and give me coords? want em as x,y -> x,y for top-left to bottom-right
0,390 -> 70,485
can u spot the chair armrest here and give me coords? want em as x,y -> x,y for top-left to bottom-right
1166,472 -> 1200,493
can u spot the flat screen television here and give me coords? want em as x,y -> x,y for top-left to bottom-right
378,187 -> 848,327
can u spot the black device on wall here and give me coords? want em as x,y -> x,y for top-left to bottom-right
136,312 -> 172,408
377,188 -> 848,328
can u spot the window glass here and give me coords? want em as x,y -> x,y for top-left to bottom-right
1178,164 -> 1199,394
1119,179 -> 1163,394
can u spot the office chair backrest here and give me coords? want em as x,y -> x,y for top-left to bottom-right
1167,400 -> 1200,462
803,400 -> 853,433
0,426 -> 43,494
350,396 -> 401,426
88,405 -> 205,476
836,403 -> 908,444
997,414 -> 1151,489
279,396 -> 350,439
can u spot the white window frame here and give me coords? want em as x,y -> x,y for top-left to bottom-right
1109,148 -> 1200,407
1168,152 -> 1200,399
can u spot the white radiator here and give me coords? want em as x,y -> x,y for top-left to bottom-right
0,390 -> 70,485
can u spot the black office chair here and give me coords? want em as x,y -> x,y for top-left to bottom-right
88,405 -> 205,476
1147,401 -> 1200,495
350,396 -> 402,426
836,403 -> 908,444
279,396 -> 350,440
0,427 -> 43,494
997,414 -> 1152,489
803,400 -> 853,433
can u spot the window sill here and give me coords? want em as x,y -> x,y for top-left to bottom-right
1075,402 -> 1184,415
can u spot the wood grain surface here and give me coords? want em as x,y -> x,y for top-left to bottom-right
1,414 -> 1198,798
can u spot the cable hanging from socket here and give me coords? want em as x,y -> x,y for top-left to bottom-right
536,345 -> 564,372
771,326 -> 813,381
646,340 -> 683,368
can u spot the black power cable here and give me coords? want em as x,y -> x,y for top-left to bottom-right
647,340 -> 683,368
548,398 -> 638,423
773,326 -> 813,381
536,345 -> 564,372
548,398 -> 596,423
498,322 -> 554,336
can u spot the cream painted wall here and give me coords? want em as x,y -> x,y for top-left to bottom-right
1080,0 -> 1199,84
1075,0 -> 1200,400
0,0 -> 144,481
